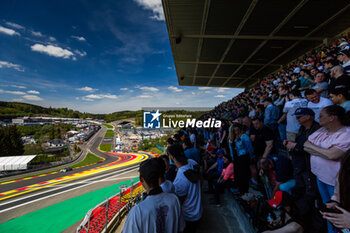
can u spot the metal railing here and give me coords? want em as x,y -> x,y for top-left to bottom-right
76,181 -> 145,233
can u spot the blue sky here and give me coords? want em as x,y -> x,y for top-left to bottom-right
0,0 -> 243,113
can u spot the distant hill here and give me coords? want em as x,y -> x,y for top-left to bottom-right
0,102 -> 207,123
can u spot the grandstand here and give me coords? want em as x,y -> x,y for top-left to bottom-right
162,0 -> 350,88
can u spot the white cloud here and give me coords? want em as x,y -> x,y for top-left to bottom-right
5,22 -> 24,30
168,86 -> 183,92
30,44 -> 75,59
120,88 -> 129,91
74,50 -> 87,57
27,90 -> 40,94
49,36 -> 56,41
84,94 -> 118,100
12,98 -> 24,102
137,95 -> 152,98
204,91 -> 211,94
75,97 -> 80,100
0,61 -> 24,71
11,85 -> 26,89
134,0 -> 164,21
198,87 -> 212,90
167,66 -> 172,70
0,25 -> 20,36
136,86 -> 159,92
82,97 -> 94,101
76,86 -> 97,92
31,30 -> 43,37
214,95 -> 226,98
217,87 -> 229,93
0,89 -> 26,95
22,94 -> 43,101
71,35 -> 86,42
191,91 -> 196,95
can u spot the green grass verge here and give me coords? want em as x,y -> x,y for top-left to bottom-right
102,123 -> 113,128
70,153 -> 103,168
149,147 -> 163,155
100,144 -> 112,152
104,130 -> 114,138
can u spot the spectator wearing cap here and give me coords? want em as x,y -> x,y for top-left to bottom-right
263,191 -> 304,233
305,89 -> 333,123
329,65 -> 350,92
312,72 -> 329,98
205,148 -> 225,193
262,97 -> 280,132
122,159 -> 184,233
329,87 -> 350,112
279,90 -> 308,142
304,105 -> 350,233
168,144 -> 202,233
337,50 -> 350,74
283,108 -> 320,224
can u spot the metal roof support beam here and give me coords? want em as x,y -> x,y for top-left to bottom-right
192,0 -> 211,85
228,0 -> 309,87
185,75 -> 245,80
239,3 -> 350,87
177,61 -> 281,66
176,35 -> 323,41
207,0 -> 259,86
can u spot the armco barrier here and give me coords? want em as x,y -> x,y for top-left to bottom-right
77,181 -> 145,233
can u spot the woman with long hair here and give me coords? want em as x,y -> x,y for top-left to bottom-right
304,105 -> 350,233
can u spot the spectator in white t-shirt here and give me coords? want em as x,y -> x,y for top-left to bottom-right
305,89 -> 333,123
122,159 -> 184,233
168,144 -> 202,233
279,90 -> 308,141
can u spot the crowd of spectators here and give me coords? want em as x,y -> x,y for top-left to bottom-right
122,37 -> 350,233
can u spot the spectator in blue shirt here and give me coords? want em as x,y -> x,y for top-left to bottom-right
205,149 -> 225,193
263,97 -> 280,131
183,137 -> 200,163
233,124 -> 254,194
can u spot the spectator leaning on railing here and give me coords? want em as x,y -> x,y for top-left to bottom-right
122,159 -> 184,233
167,144 -> 202,233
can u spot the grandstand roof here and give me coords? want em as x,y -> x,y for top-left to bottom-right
0,155 -> 36,171
163,0 -> 350,88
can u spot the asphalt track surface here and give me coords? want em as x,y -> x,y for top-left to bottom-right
0,126 -> 149,225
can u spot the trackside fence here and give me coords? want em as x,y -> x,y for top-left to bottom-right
76,181 -> 145,233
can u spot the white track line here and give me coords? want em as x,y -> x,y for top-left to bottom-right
0,167 -> 139,214
0,165 -> 138,208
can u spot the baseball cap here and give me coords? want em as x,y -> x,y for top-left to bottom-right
294,107 -> 315,117
268,191 -> 283,208
338,42 -> 349,47
268,191 -> 293,208
216,149 -> 224,155
338,49 -> 350,57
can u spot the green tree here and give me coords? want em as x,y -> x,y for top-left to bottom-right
0,126 -> 24,156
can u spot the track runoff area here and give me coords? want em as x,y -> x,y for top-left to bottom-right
0,135 -> 150,233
